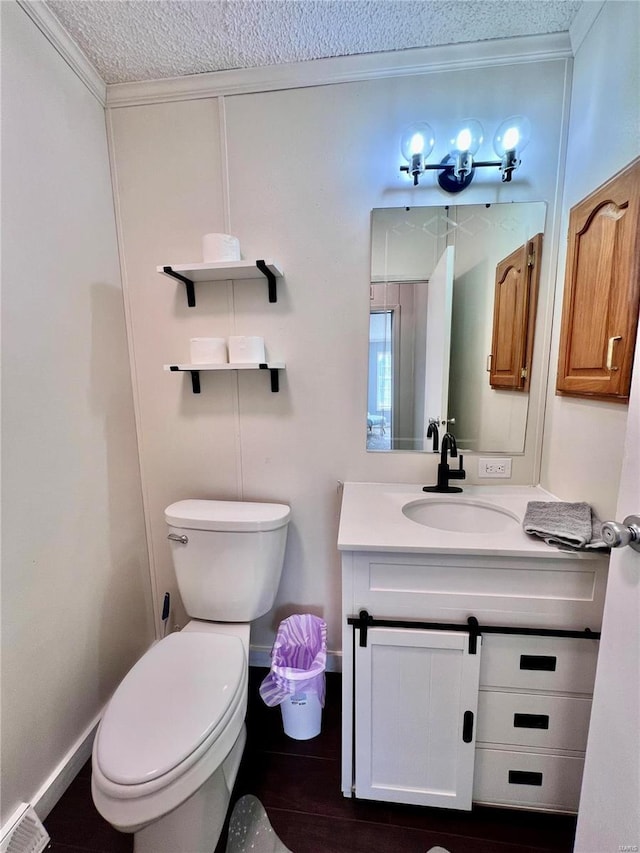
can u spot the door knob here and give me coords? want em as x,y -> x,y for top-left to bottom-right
601,515 -> 640,552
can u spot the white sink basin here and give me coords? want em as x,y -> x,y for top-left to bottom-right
402,498 -> 521,533
338,483 -> 563,555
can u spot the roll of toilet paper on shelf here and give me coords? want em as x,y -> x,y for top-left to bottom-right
202,233 -> 241,262
228,336 -> 266,364
190,337 -> 227,364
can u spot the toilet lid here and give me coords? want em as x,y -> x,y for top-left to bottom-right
96,632 -> 245,785
164,499 -> 290,532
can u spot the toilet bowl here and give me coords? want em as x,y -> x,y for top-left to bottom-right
91,499 -> 290,853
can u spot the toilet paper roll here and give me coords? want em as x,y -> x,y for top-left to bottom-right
190,337 -> 227,364
228,336 -> 266,364
202,233 -> 241,263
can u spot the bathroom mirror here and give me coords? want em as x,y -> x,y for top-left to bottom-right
368,202 -> 546,453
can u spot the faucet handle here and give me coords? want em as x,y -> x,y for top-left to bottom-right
449,453 -> 466,481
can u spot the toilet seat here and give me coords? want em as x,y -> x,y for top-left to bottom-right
94,632 -> 247,799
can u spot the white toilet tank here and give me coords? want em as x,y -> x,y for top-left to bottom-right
164,499 -> 290,622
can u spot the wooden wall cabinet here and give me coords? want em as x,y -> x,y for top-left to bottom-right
489,233 -> 543,391
556,158 -> 640,401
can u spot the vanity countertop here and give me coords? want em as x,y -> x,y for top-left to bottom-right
337,482 -> 602,559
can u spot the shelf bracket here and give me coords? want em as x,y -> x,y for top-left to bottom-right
256,259 -> 278,303
189,370 -> 201,394
169,365 -> 201,393
163,266 -> 196,307
259,363 -> 280,392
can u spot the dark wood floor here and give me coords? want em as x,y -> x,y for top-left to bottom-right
44,668 -> 577,853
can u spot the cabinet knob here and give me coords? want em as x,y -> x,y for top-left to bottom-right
601,515 -> 640,552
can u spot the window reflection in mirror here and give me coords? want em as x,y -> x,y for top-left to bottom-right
368,310 -> 393,450
368,203 -> 546,454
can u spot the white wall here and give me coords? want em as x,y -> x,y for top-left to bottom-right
108,50 -> 571,655
0,2 -> 154,824
555,3 -> 640,848
540,0 -> 639,519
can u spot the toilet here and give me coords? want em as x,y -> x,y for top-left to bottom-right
91,499 -> 290,853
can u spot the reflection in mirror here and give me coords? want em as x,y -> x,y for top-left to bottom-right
368,202 -> 546,453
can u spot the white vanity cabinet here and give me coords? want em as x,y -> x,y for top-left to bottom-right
338,484 -> 609,815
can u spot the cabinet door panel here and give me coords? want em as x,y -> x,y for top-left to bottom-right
489,234 -> 542,391
354,627 -> 481,809
556,157 -> 640,400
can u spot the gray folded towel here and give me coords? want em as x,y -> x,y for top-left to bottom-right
523,501 -> 609,551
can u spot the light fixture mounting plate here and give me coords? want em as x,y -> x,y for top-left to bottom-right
437,156 -> 474,193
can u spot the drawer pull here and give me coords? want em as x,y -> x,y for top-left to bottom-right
508,770 -> 543,786
520,654 -> 557,671
513,713 -> 550,730
462,710 -> 474,743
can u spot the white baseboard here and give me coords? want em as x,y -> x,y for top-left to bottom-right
249,645 -> 342,673
32,712 -> 102,821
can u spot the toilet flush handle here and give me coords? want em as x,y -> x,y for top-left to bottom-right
167,533 -> 188,545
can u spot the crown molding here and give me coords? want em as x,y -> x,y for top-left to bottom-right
106,32 -> 572,109
569,0 -> 605,55
17,0 -> 106,105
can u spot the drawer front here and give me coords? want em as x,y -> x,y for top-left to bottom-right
349,553 -> 607,629
480,634 -> 598,694
477,691 -> 592,751
474,748 -> 584,812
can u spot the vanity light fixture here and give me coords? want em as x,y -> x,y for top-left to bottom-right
400,116 -> 531,192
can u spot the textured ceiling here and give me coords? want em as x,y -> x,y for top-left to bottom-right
46,0 -> 583,85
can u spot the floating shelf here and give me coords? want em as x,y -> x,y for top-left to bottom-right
164,362 -> 285,394
158,260 -> 283,307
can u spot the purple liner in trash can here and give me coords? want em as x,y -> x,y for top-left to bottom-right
259,614 -> 327,707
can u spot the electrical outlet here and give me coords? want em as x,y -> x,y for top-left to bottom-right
478,457 -> 512,478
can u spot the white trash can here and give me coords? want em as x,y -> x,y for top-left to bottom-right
259,614 -> 327,741
280,689 -> 323,740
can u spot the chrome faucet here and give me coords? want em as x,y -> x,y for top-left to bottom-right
426,419 -> 439,453
423,431 -> 466,493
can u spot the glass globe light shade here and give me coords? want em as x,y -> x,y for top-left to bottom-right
448,119 -> 483,156
493,115 -> 531,156
400,122 -> 435,163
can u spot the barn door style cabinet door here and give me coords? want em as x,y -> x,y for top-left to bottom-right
489,233 -> 543,391
556,157 -> 640,401
353,626 -> 481,810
